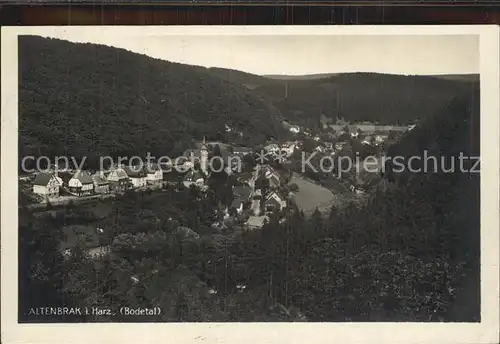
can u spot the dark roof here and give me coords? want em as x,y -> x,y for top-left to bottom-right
33,172 -> 56,186
58,171 -> 73,184
266,190 -> 285,202
255,174 -> 270,188
111,168 -> 128,180
123,166 -> 146,178
269,175 -> 280,187
71,171 -> 94,184
261,165 -> 275,176
92,174 -> 109,185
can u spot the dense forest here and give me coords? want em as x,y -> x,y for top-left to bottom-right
19,35 -> 479,170
207,67 -> 478,128
19,83 -> 480,322
18,36 -> 285,167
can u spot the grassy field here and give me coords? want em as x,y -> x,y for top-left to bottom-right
288,173 -> 336,216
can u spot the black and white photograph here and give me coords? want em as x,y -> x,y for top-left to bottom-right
1,25 -> 499,344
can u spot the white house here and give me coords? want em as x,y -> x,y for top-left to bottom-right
32,172 -> 61,198
68,171 -> 94,196
264,191 -> 287,212
107,166 -> 129,189
146,163 -> 163,185
289,125 -> 300,134
124,166 -> 147,188
281,142 -> 296,157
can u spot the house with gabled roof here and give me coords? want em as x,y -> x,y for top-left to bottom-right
123,166 -> 147,188
145,163 -> 163,185
107,165 -> 129,190
245,215 -> 269,230
68,171 -> 94,196
262,165 -> 283,189
32,172 -> 61,198
91,172 -> 110,194
268,173 -> 280,189
264,190 -> 287,212
281,141 -> 296,157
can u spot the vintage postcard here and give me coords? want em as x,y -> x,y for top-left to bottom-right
1,25 -> 499,344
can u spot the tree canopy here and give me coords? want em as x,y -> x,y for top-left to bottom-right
19,36 -> 285,168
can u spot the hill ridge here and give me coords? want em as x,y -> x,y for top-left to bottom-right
19,35 -> 284,168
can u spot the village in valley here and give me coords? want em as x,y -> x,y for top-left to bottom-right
20,118 -> 413,260
16,32 -> 482,324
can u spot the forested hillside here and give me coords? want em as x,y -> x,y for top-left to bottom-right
261,84 -> 481,321
384,81 -> 480,272
207,67 -> 277,89
18,36 -> 284,166
20,84 -> 480,322
236,72 -> 478,128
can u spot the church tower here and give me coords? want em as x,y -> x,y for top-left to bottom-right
200,136 -> 209,175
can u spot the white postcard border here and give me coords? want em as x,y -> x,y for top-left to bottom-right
1,25 -> 499,344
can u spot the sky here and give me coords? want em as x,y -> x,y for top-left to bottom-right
36,30 -> 479,76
